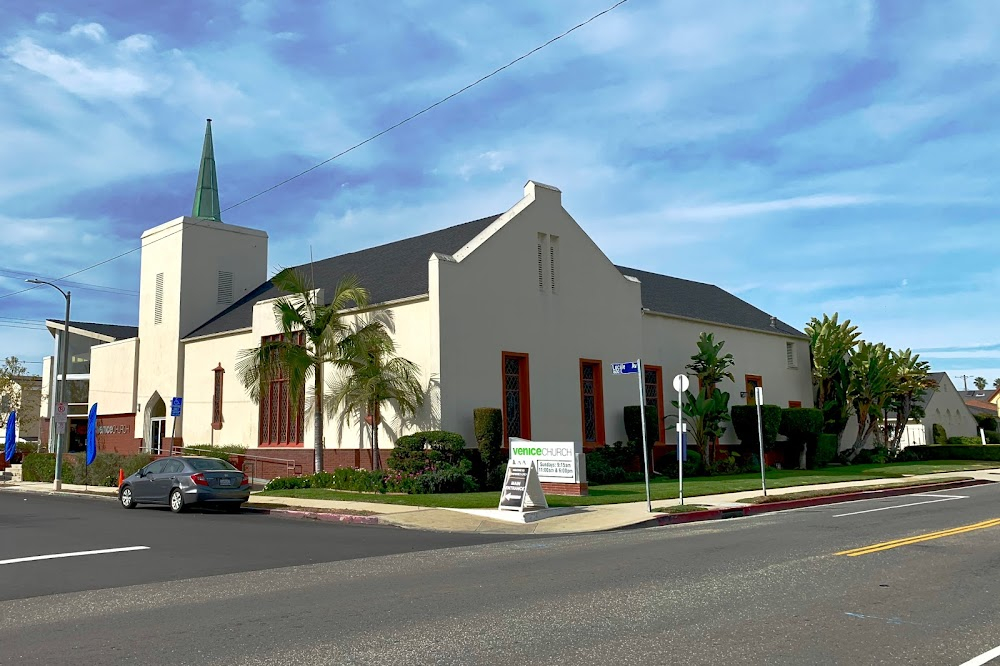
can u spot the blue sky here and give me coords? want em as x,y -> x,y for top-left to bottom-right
1,0 -> 998,387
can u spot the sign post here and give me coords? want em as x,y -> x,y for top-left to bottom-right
755,386 -> 767,496
613,360 -> 650,512
673,374 -> 690,505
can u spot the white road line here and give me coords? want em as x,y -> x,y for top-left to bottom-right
832,496 -> 967,518
959,643 -> 1000,666
0,546 -> 150,566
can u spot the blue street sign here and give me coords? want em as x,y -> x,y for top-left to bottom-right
170,397 -> 183,417
611,362 -> 639,375
677,433 -> 688,462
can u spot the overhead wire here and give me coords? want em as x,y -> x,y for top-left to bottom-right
0,0 -> 632,303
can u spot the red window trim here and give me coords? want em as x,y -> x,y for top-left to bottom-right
645,365 -> 665,444
579,359 -> 606,446
258,332 -> 305,447
745,375 -> 763,406
211,363 -> 225,430
501,351 -> 531,445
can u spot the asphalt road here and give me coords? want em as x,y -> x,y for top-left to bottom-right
3,483 -> 1000,665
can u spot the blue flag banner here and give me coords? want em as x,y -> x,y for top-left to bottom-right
86,404 -> 98,466
4,412 -> 15,463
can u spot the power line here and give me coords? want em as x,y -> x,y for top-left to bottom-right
0,267 -> 138,296
0,0 -> 631,302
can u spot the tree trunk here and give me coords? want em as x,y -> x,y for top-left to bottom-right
371,403 -> 382,471
313,362 -> 324,474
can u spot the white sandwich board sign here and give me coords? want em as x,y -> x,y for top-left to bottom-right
508,438 -> 585,484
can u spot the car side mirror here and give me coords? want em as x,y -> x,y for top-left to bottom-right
138,469 -> 146,477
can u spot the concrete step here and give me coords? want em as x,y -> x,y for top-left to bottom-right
1,464 -> 22,484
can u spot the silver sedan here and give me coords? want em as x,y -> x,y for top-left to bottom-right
119,456 -> 251,513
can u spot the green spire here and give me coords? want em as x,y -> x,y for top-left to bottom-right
192,119 -> 221,221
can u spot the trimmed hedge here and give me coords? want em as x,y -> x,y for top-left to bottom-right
585,441 -> 642,485
386,430 -> 467,476
264,460 -> 479,495
22,452 -> 153,486
623,405 -> 659,444
947,436 -> 982,447
932,423 -> 947,446
473,408 -> 503,470
731,404 -> 782,450
988,431 -> 1000,445
902,445 -> 1000,462
780,407 -> 824,468
815,433 -> 838,467
974,414 -> 999,432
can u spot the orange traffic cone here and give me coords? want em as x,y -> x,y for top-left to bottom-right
118,468 -> 124,487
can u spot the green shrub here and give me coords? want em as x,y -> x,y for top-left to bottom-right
932,423 -> 947,446
853,446 -> 890,465
387,430 -> 467,475
264,475 -> 312,491
585,449 -> 627,485
623,405 -> 659,444
473,408 -> 503,471
815,433 -> 838,467
485,462 -> 508,490
13,441 -> 41,464
893,447 -> 921,463
780,407 -> 823,469
64,452 -> 154,486
731,404 -> 782,450
947,436 -> 982,447
394,460 -> 479,494
657,447 -> 702,478
974,414 -> 999,433
22,453 -> 58,482
899,445 -> 1000,462
987,431 -> 1000,445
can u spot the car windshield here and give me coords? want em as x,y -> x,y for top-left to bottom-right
187,458 -> 237,471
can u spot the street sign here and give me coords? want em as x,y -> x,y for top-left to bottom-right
56,421 -> 66,434
54,402 -> 68,425
672,374 -> 690,393
170,397 -> 183,417
611,362 -> 639,375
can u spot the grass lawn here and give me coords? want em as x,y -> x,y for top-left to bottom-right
257,460 -> 999,509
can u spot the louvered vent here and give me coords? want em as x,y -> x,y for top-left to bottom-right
549,235 -> 558,293
154,273 -> 164,325
537,236 -> 544,291
786,342 -> 796,368
217,271 -> 234,305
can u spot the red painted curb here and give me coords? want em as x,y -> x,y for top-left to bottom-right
632,478 -> 993,529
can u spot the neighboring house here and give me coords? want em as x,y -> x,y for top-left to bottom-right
960,389 -> 1000,417
0,375 -> 42,443
39,122 -> 814,476
919,373 -> 980,441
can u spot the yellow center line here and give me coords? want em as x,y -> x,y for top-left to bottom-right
836,518 -> 1000,556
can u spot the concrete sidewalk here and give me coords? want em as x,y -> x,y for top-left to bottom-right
7,467 -> 998,534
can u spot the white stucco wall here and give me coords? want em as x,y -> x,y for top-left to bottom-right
88,337 -> 139,415
135,215 -> 268,442
641,314 -> 814,445
181,330 -> 257,448
924,375 -> 979,439
434,181 -> 644,448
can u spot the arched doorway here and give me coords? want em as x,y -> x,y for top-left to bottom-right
144,393 -> 167,454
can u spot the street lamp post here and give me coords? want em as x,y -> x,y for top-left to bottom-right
26,279 -> 71,490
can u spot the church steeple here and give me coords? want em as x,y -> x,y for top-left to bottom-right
192,119 -> 221,221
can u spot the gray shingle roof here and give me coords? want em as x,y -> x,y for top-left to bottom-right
616,266 -> 806,338
47,320 -> 139,340
184,216 -> 804,340
185,215 -> 501,339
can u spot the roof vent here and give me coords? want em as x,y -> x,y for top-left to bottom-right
769,316 -> 776,328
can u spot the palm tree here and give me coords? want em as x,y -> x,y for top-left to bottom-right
883,350 -> 937,454
994,378 -> 1000,390
847,342 -> 895,455
327,313 -> 424,470
805,313 -> 862,444
236,268 -> 368,473
974,377 -> 987,391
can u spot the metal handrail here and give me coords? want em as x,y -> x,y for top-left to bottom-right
169,445 -> 303,479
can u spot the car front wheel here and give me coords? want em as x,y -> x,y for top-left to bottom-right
120,486 -> 137,509
169,489 -> 185,513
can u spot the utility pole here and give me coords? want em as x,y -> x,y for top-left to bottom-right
958,374 -> 971,392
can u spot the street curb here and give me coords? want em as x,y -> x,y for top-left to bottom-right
628,478 -> 994,529
246,506 -> 382,525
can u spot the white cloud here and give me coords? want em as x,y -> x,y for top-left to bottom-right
68,22 -> 107,42
35,13 -> 57,26
658,194 -> 884,222
118,34 -> 156,54
4,38 -> 155,99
